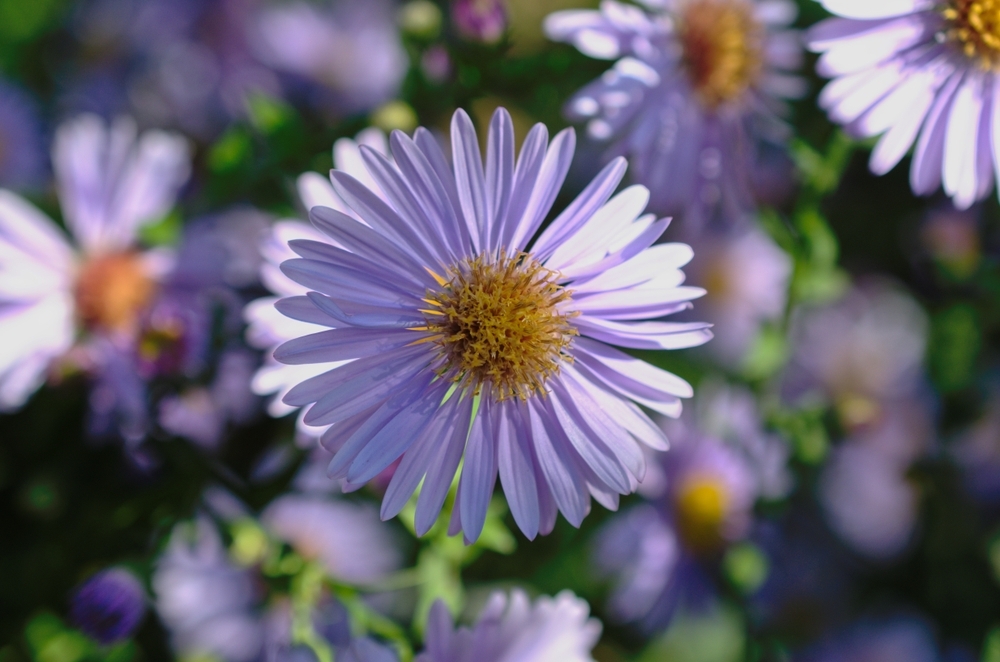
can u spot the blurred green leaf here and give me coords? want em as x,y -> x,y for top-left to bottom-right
723,542 -> 769,595
137,211 -> 182,247
246,93 -> 295,135
984,628 -> 1000,662
638,606 -> 745,662
0,0 -> 65,42
929,304 -> 980,393
741,325 -> 789,382
208,128 -> 253,174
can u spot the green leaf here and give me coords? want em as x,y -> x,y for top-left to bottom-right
137,210 -> 182,247
208,128 -> 253,174
928,303 -> 980,393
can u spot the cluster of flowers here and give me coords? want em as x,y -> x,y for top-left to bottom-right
4,0 -> 1000,659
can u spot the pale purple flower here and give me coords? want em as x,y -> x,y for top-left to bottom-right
70,567 -> 147,644
594,431 -> 757,628
786,281 -> 928,429
418,590 -> 601,662
0,114 -> 189,411
159,349 -> 260,450
245,128 -> 390,428
271,108 -> 710,542
251,0 -> 407,114
260,494 -> 402,585
819,398 -> 932,559
545,0 -> 804,223
154,518 -> 264,662
807,0 -> 1000,209
452,0 -> 508,44
687,226 -> 791,366
0,80 -> 46,191
686,380 -> 793,500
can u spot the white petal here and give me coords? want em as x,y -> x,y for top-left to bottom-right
821,0 -> 934,19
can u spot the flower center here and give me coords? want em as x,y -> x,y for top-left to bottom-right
678,0 -> 763,108
74,252 -> 155,333
674,474 -> 730,551
944,0 -> 1000,68
420,251 -> 577,401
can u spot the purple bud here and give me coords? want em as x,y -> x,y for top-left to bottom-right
70,568 -> 147,644
451,0 -> 507,44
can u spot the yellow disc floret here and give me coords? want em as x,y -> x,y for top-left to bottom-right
418,251 -> 578,401
675,474 -> 731,551
944,0 -> 1000,69
74,252 -> 155,333
679,0 -> 764,108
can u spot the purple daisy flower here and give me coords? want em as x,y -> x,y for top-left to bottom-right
0,114 -> 190,412
250,0 -> 407,115
545,0 -> 804,224
246,128 -> 390,432
418,590 -> 601,662
593,382 -> 782,629
70,567 -> 147,644
271,108 -> 710,542
806,0 -> 1000,209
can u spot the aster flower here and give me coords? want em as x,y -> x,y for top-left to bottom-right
417,590 -> 601,662
154,517 -> 264,662
807,0 -> 1000,210
251,0 -> 407,114
271,108 -> 710,542
0,114 -> 189,412
819,398 -> 932,559
155,506 -> 404,662
545,0 -> 804,223
686,226 -> 791,366
70,567 -> 147,644
260,493 -> 402,585
785,281 -> 928,430
245,128 -> 390,429
593,383 -> 782,628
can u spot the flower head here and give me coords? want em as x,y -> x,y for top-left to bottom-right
786,282 -> 928,429
0,114 -> 189,411
245,128 -> 390,432
70,567 -> 147,644
251,0 -> 407,114
272,108 -> 709,541
260,494 -> 402,585
545,0 -> 803,223
688,226 -> 791,366
807,0 -> 1000,209
417,590 -> 601,662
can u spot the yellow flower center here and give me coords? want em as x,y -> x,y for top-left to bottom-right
74,252 -> 155,333
419,251 -> 577,401
944,0 -> 1000,68
675,474 -> 730,551
679,0 -> 763,108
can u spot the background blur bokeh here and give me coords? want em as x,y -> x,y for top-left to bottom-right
2,1 -> 1000,661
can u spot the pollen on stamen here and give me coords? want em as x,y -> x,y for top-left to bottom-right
679,0 -> 764,108
419,250 -> 578,402
944,0 -> 1000,69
